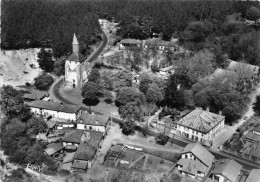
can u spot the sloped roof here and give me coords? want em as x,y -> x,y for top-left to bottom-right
176,108 -> 225,134
67,52 -> 85,63
246,169 -> 260,182
76,112 -> 108,126
27,100 -> 80,113
72,159 -> 88,169
74,130 -> 103,161
211,159 -> 242,182
72,33 -> 79,44
23,90 -> 47,100
244,132 -> 260,143
182,143 -> 214,167
145,39 -> 175,47
45,142 -> 64,156
63,152 -> 75,164
120,39 -> 141,44
242,143 -> 260,158
177,158 -> 208,175
63,130 -> 84,143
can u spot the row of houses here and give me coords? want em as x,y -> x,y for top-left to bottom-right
23,93 -> 110,172
119,38 -> 183,51
177,142 -> 260,182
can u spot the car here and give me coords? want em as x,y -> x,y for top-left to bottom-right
243,116 -> 248,120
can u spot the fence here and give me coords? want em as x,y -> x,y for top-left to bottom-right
221,147 -> 257,161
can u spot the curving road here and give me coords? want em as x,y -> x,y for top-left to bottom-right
49,31 -> 108,106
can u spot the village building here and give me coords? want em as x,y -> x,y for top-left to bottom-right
23,90 -> 48,102
64,34 -> 85,88
173,108 -> 225,144
144,39 -> 176,50
207,159 -> 242,182
27,100 -> 81,121
76,111 -> 109,132
44,142 -> 64,157
62,130 -> 84,151
119,39 -> 142,50
244,126 -> 260,144
245,169 -> 260,182
176,142 -> 214,179
72,130 -> 104,171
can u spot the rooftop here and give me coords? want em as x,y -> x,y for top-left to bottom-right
120,39 -> 141,44
72,159 -> 88,169
176,108 -> 225,134
182,143 -> 214,167
145,39 -> 176,47
27,100 -> 80,113
242,143 -> 260,158
177,158 -> 208,175
76,112 -> 108,126
210,159 -> 242,182
74,130 -> 103,161
44,142 -> 64,156
244,132 -> 260,143
63,130 -> 84,144
67,52 -> 85,63
63,152 -> 75,164
23,90 -> 48,100
246,169 -> 260,182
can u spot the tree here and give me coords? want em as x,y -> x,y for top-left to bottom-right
156,133 -> 169,145
247,6 -> 260,22
82,82 -> 100,113
1,85 -> 32,121
119,120 -> 136,135
146,83 -> 163,104
140,102 -> 157,126
26,116 -> 48,136
253,95 -> 260,115
37,48 -> 54,72
88,68 -> 101,83
164,74 -> 185,109
53,56 -> 66,76
139,73 -> 153,94
118,102 -> 142,122
114,70 -> 133,91
115,87 -> 145,107
34,73 -> 54,91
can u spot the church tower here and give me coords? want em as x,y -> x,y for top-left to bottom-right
64,34 -> 83,89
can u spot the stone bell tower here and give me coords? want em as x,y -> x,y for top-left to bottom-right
64,33 -> 83,89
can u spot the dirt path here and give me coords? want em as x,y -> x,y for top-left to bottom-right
212,83 -> 260,149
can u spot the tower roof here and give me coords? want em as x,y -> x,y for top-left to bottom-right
72,33 -> 79,45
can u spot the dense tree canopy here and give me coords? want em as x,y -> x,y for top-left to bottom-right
37,48 -> 54,72
82,81 -> 100,113
115,87 -> 145,107
34,73 -> 54,91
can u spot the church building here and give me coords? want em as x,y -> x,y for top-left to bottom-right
65,34 -> 85,88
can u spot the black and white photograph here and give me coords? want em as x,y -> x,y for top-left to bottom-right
1,0 -> 260,181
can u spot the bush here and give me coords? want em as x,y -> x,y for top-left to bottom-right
156,133 -> 169,145
34,73 -> 54,91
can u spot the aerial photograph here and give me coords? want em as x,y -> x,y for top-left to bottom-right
1,0 -> 260,181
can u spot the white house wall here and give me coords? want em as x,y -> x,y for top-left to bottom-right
30,107 -> 77,120
76,123 -> 106,132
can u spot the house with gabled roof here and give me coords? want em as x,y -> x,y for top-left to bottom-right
119,39 -> 142,50
72,130 -> 104,171
62,130 -> 84,151
23,90 -> 48,102
44,142 -> 64,157
176,142 -> 214,180
208,159 -> 242,182
76,111 -> 109,132
144,38 -> 176,50
174,108 -> 225,144
245,169 -> 260,182
27,100 -> 81,121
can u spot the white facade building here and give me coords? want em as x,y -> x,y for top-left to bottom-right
174,108 -> 225,144
27,100 -> 81,121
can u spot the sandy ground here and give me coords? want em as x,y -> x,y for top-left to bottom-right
0,49 -> 42,87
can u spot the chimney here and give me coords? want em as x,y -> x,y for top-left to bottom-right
221,161 -> 224,165
60,102 -> 64,107
219,111 -> 222,115
206,107 -> 210,112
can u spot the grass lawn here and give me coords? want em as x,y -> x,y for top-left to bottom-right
142,148 -> 181,163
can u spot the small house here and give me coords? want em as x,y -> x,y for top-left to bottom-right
208,159 -> 242,182
176,142 -> 214,179
119,39 -> 142,50
76,111 -> 109,132
44,142 -> 64,157
62,130 -> 84,151
23,90 -> 48,102
245,169 -> 260,182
